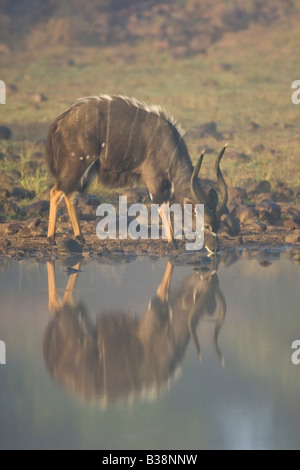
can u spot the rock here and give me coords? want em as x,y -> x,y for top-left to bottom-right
282,207 -> 300,219
247,180 -> 271,195
193,121 -> 224,141
236,206 -> 259,224
248,121 -> 260,131
31,93 -> 48,103
227,187 -> 247,205
252,143 -> 265,153
259,260 -> 272,267
289,247 -> 300,260
256,200 -> 281,223
247,222 -> 267,232
285,232 -> 300,244
0,126 -> 12,140
284,218 -> 300,230
255,193 -> 274,203
0,188 -> 11,198
12,187 -> 36,200
6,83 -> 18,94
57,238 -> 83,254
219,213 -> 240,236
26,218 -> 41,229
0,238 -> 11,249
293,186 -> 300,197
6,223 -> 24,235
272,191 -> 293,202
0,199 -> 21,218
18,227 -> 32,238
24,200 -> 50,217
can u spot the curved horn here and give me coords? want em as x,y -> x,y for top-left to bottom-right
212,285 -> 226,368
215,144 -> 228,218
190,150 -> 207,203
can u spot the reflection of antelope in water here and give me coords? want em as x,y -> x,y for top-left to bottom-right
44,258 -> 226,406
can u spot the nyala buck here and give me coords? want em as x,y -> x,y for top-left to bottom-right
46,95 -> 228,253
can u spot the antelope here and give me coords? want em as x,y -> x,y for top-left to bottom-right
46,95 -> 228,253
44,258 -> 227,405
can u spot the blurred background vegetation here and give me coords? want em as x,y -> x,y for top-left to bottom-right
0,0 -> 299,203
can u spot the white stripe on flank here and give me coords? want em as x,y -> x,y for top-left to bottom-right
123,107 -> 139,161
105,99 -> 111,159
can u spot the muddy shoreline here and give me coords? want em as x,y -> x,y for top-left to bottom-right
0,221 -> 299,266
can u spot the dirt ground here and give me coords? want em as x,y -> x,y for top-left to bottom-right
0,219 -> 299,267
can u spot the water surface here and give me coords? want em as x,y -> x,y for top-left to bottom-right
0,252 -> 300,450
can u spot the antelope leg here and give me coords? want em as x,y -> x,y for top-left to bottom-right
62,262 -> 82,307
47,261 -> 61,313
159,204 -> 175,244
156,261 -> 174,302
47,185 -> 64,242
64,193 -> 84,241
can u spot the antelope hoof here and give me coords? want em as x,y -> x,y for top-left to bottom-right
47,236 -> 56,246
168,239 -> 178,249
76,235 -> 85,244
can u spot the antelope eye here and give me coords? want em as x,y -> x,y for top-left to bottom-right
204,224 -> 210,230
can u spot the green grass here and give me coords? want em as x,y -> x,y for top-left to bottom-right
0,15 -> 299,200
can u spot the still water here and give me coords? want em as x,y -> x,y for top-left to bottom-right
0,251 -> 300,450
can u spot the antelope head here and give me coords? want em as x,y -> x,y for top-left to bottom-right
185,145 -> 228,254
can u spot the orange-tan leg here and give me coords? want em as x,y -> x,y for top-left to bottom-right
159,204 -> 176,246
64,193 -> 84,242
47,261 -> 61,313
62,262 -> 82,306
47,261 -> 82,314
156,261 -> 174,302
47,185 -> 64,243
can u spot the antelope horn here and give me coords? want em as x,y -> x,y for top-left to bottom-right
215,144 -> 228,218
190,150 -> 207,204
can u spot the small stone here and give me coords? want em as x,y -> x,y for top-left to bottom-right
0,188 -> 11,198
227,187 -> 247,205
0,238 -> 11,249
6,223 -> 24,235
57,238 -> 83,254
248,222 -> 267,232
24,200 -> 50,217
289,247 -> 300,260
31,93 -> 48,103
0,126 -> 12,140
247,180 -> 271,195
285,232 -> 300,244
26,218 -> 41,229
284,218 -> 300,230
18,227 -> 32,238
237,206 -> 259,224
220,213 -> 240,236
256,200 -> 281,223
12,187 -> 36,200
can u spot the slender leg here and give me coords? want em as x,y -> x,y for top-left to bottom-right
47,185 -> 64,243
156,261 -> 174,302
158,204 -> 176,247
47,261 -> 61,313
64,193 -> 85,242
62,262 -> 82,307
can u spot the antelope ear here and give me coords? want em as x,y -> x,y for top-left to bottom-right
184,198 -> 197,214
206,188 -> 218,211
